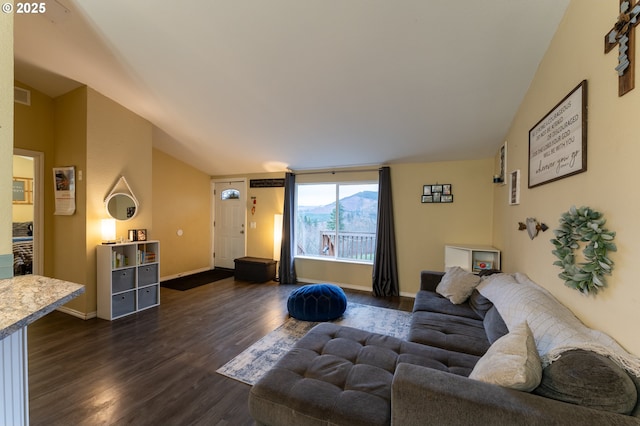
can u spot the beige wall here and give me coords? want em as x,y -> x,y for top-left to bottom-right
153,148 -> 211,277
52,87 -> 88,313
0,11 -> 12,267
493,0 -> 640,355
394,160 -> 495,295
12,156 -> 34,222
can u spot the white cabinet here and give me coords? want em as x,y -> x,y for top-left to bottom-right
97,241 -> 160,320
445,244 -> 501,274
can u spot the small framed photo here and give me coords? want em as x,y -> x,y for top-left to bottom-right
137,229 -> 148,241
423,185 -> 432,195
441,194 -> 453,203
433,192 -> 441,202
421,195 -> 433,203
509,170 -> 521,205
432,185 -> 443,193
442,184 -> 451,195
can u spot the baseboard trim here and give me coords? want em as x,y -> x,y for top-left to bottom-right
160,266 -> 212,282
56,306 -> 97,320
296,277 -> 416,299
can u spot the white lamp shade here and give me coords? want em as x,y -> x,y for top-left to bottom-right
101,218 -> 116,242
273,214 -> 283,261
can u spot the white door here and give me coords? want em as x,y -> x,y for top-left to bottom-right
213,180 -> 246,269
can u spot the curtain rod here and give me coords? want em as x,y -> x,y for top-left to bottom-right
290,167 -> 383,176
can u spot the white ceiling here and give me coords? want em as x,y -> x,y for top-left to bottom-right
13,0 -> 570,176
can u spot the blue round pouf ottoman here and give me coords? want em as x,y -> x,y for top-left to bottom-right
287,284 -> 347,321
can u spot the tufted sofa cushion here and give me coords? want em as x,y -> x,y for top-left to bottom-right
249,323 -> 479,426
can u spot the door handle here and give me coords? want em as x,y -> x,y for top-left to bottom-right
240,230 -> 244,234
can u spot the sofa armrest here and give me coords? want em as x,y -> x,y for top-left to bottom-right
391,363 -> 640,426
420,270 -> 444,292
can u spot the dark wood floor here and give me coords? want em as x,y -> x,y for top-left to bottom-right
27,278 -> 414,426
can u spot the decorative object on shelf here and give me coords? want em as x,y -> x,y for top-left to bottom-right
508,170 -> 520,205
550,206 -> 616,295
421,184 -> 453,203
494,142 -> 507,184
128,229 -> 148,241
528,80 -> 587,188
101,219 -> 117,244
105,176 -> 139,221
518,218 -> 548,240
605,0 -> 640,96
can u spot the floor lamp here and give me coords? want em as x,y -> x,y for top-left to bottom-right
273,213 -> 283,281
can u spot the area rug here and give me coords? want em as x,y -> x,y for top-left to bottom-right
160,268 -> 234,291
216,302 -> 413,385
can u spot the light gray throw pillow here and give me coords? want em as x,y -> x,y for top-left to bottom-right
469,322 -> 542,392
436,266 -> 481,304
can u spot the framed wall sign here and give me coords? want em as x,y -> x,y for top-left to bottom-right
528,80 -> 587,188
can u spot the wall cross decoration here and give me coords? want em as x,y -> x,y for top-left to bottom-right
605,0 -> 640,96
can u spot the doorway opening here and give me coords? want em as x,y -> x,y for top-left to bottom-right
12,149 -> 44,276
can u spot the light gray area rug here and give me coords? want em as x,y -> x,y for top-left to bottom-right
216,302 -> 413,385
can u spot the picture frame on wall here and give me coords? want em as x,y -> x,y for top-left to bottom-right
498,142 -> 507,185
421,184 -> 454,203
509,170 -> 520,205
528,80 -> 587,188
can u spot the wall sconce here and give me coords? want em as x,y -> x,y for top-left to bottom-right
518,218 -> 548,240
101,218 -> 117,244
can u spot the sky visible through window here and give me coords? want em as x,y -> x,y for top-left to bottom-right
298,183 -> 377,207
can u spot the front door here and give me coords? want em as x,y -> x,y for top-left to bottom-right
213,180 -> 246,269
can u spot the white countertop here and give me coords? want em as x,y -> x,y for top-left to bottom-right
0,275 -> 85,339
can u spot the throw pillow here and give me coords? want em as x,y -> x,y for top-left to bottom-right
469,322 -> 542,392
436,267 -> 481,304
534,349 -> 638,414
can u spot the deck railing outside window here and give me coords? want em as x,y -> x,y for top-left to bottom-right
319,230 -> 376,261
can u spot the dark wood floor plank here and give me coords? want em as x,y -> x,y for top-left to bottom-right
28,278 -> 413,425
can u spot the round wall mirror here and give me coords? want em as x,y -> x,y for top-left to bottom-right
105,193 -> 138,221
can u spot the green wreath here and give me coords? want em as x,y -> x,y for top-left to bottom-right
550,206 -> 616,295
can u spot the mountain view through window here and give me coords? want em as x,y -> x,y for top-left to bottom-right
296,183 -> 378,262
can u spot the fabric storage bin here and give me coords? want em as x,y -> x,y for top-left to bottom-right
138,264 -> 158,286
234,257 -> 276,282
112,291 -> 136,318
138,286 -> 158,310
112,268 -> 135,293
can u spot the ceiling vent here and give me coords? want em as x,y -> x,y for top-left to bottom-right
14,87 -> 31,106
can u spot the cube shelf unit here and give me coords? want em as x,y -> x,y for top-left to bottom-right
97,240 -> 160,320
444,244 -> 501,274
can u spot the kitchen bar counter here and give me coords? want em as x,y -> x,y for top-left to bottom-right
0,274 -> 85,339
0,274 -> 84,425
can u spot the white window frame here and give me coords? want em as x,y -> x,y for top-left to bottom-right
294,180 -> 378,264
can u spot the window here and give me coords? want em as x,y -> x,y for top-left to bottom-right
295,182 -> 378,263
221,189 -> 240,200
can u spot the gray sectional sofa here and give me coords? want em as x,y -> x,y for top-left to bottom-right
249,270 -> 640,425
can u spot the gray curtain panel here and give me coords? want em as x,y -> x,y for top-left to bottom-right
279,172 -> 297,284
372,166 -> 399,296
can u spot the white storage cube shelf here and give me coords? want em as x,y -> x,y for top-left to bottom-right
444,244 -> 501,274
97,241 -> 160,320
